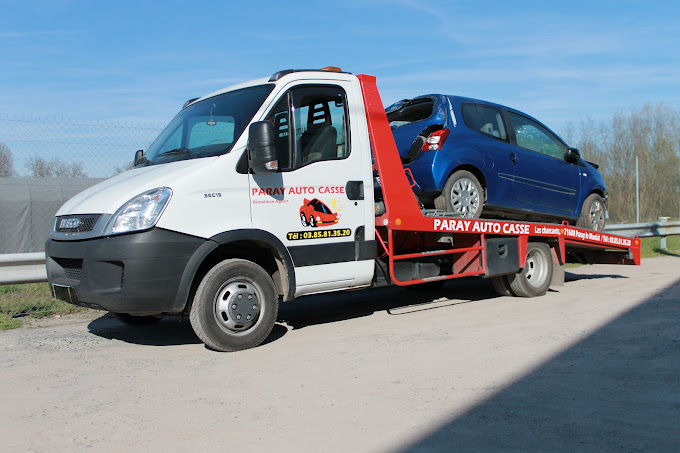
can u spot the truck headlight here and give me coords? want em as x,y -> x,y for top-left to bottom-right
104,188 -> 172,235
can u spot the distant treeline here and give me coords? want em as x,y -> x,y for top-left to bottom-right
563,103 -> 680,223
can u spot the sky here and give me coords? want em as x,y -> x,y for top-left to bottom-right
2,0 -> 680,138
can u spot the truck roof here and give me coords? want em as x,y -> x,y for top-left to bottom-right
185,68 -> 354,109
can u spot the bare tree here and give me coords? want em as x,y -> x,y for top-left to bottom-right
0,141 -> 15,177
28,156 -> 88,178
28,156 -> 53,177
53,160 -> 87,177
112,162 -> 135,175
570,103 -> 680,223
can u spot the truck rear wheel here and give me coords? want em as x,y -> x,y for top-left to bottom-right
506,243 -> 553,297
490,275 -> 514,296
190,258 -> 278,352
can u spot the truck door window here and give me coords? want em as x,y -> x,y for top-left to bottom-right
291,86 -> 349,167
265,95 -> 293,170
264,85 -> 350,171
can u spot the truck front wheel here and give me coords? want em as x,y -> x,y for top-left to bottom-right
190,258 -> 279,352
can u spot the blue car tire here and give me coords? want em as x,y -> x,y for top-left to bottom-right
434,170 -> 484,218
576,193 -> 606,231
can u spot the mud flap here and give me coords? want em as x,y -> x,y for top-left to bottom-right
484,237 -> 520,277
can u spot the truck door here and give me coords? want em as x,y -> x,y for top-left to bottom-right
249,83 -> 372,296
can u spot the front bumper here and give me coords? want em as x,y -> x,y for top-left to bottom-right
46,228 -> 205,315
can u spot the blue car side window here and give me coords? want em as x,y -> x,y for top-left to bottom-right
461,104 -> 508,141
508,112 -> 566,160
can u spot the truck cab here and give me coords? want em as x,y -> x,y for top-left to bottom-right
47,69 -> 377,350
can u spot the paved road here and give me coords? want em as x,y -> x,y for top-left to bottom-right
2,256 -> 679,452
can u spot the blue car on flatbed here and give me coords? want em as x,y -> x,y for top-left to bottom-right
385,94 -> 607,230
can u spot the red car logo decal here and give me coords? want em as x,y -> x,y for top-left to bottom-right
299,198 -> 340,227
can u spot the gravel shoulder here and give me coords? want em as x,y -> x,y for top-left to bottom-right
2,256 -> 679,452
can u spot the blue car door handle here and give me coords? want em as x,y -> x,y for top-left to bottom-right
510,153 -> 517,165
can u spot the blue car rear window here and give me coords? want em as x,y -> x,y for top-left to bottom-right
386,98 -> 435,130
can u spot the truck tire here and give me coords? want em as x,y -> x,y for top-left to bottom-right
576,193 -> 606,231
190,258 -> 278,352
490,275 -> 514,296
506,243 -> 553,297
434,170 -> 483,218
113,313 -> 161,325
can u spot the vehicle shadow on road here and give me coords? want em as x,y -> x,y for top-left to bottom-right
84,271 -> 634,348
87,314 -> 290,349
87,314 -> 203,346
565,271 -> 628,282
656,250 -> 680,257
279,278 -> 500,330
394,276 -> 680,452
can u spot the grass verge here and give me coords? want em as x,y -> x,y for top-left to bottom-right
641,236 -> 680,258
0,283 -> 86,330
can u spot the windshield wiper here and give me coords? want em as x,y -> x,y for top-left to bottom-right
156,147 -> 192,158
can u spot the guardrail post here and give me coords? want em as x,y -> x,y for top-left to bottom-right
658,217 -> 670,250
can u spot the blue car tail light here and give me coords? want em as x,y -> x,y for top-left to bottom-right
422,129 -> 450,151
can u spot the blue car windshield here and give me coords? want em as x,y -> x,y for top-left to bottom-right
144,84 -> 274,165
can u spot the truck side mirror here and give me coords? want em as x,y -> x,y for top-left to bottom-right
565,147 -> 581,164
247,121 -> 278,174
133,149 -> 145,167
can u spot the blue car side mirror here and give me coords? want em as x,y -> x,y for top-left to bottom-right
565,147 -> 581,164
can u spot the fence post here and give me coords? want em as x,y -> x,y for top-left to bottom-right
659,217 -> 670,250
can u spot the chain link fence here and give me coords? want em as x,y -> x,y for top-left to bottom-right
1,115 -> 165,178
0,115 -> 165,321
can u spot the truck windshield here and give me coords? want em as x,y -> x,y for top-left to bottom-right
144,84 -> 274,165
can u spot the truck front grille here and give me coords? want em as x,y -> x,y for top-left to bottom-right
55,214 -> 102,233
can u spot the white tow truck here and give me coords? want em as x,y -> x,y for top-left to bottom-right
46,68 -> 641,351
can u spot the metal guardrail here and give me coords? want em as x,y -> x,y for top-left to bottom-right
604,218 -> 680,250
604,219 -> 680,238
0,252 -> 48,285
1,219 -> 678,285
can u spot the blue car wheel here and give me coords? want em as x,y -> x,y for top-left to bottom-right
435,170 -> 483,218
576,193 -> 606,231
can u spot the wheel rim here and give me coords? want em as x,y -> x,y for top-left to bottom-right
588,199 -> 605,231
524,248 -> 549,289
450,177 -> 480,217
213,281 -> 262,333
300,213 -> 308,227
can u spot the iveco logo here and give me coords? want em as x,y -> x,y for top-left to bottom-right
59,218 -> 81,229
